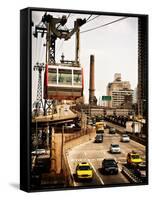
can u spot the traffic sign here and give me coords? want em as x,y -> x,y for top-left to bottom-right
102,96 -> 111,101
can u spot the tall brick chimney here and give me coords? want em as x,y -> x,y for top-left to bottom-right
89,55 -> 97,105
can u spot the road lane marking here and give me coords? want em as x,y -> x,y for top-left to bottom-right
83,152 -> 104,185
89,160 -> 104,185
66,155 -> 77,186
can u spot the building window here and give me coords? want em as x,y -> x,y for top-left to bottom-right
58,69 -> 72,85
48,68 -> 57,84
73,70 -> 82,85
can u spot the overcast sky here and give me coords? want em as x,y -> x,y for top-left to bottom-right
32,11 -> 138,104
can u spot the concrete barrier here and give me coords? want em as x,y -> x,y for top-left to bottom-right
62,153 -> 74,187
64,127 -> 96,151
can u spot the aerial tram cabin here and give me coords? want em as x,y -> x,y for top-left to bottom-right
44,64 -> 84,100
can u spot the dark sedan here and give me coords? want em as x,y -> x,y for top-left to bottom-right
94,134 -> 103,143
101,158 -> 118,175
109,127 -> 116,134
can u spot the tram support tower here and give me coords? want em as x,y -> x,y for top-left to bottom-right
33,13 -> 86,115
33,62 -> 45,116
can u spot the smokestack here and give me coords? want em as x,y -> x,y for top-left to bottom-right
89,55 -> 95,97
89,55 -> 97,105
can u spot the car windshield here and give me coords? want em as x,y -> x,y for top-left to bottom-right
32,149 -> 45,153
131,155 -> 140,159
78,165 -> 91,170
139,162 -> 146,170
38,149 -> 45,152
104,160 -> 117,166
123,135 -> 128,137
97,130 -> 103,133
111,144 -> 119,148
96,135 -> 102,138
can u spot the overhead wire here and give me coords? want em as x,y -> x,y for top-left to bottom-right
67,13 -> 71,20
35,37 -> 38,62
38,36 -> 43,62
40,38 -> 46,63
80,16 -> 128,34
86,15 -> 100,23
56,39 -> 64,58
86,14 -> 92,22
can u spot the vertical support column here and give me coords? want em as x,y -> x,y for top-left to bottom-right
46,124 -> 49,149
61,126 -> 64,173
49,35 -> 56,64
75,27 -> 80,66
54,130 -> 65,174
72,69 -> 74,87
49,127 -> 56,174
46,23 -> 50,64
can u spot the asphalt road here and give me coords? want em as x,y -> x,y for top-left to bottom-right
66,127 -> 145,187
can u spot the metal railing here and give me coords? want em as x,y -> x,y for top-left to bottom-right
122,165 -> 143,183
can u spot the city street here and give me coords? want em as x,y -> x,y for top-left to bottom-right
19,8 -> 148,192
66,128 -> 145,186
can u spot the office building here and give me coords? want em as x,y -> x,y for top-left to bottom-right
107,73 -> 133,108
137,17 -> 148,118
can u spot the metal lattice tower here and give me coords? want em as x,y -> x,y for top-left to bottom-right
33,62 -> 45,115
48,34 -> 56,64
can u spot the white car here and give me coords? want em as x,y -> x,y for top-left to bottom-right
121,134 -> 130,142
31,149 -> 46,155
65,123 -> 75,129
110,144 -> 121,153
88,119 -> 93,125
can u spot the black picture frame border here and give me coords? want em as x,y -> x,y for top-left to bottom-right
20,7 -> 148,192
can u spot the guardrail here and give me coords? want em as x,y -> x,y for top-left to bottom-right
127,134 -> 146,145
106,123 -> 146,145
122,165 -> 143,183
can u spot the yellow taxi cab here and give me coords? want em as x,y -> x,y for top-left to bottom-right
76,162 -> 93,180
96,121 -> 105,129
127,151 -> 143,165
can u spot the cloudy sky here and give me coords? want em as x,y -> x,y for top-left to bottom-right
32,11 -> 138,104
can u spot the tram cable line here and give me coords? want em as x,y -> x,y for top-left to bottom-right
80,16 -> 128,34
86,15 -> 100,23
56,39 -> 64,58
86,14 -> 92,22
38,37 -> 43,62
